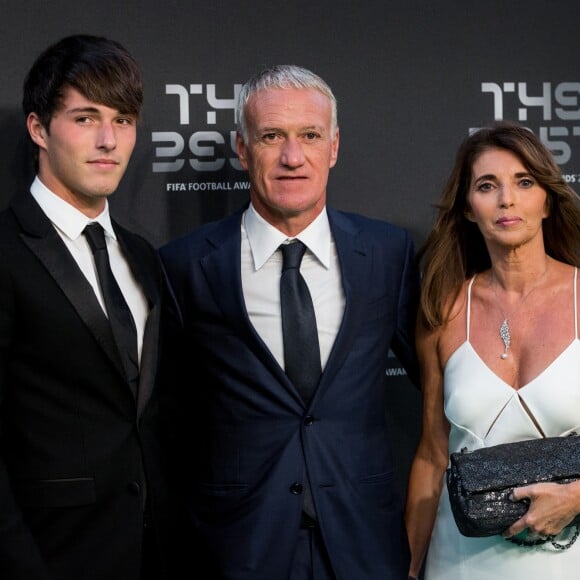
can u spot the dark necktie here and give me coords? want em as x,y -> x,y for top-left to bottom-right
280,240 -> 321,522
83,223 -> 139,386
280,240 -> 321,405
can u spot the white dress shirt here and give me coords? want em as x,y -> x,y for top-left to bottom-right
30,177 -> 148,363
241,203 -> 345,371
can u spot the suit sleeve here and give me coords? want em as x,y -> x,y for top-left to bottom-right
0,263 -> 53,579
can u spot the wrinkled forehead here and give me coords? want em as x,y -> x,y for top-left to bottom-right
246,87 -> 333,129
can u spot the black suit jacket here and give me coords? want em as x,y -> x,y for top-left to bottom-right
0,192 -> 171,580
160,205 -> 420,579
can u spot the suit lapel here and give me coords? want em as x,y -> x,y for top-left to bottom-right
116,224 -> 159,308
199,207 -> 377,407
201,209 -> 292,392
314,210 -> 371,398
136,304 -> 159,416
12,193 -> 132,384
113,224 -> 161,413
200,207 -> 375,407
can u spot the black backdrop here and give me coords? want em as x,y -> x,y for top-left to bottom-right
2,0 -> 579,495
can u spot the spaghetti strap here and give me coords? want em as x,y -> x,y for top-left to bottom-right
466,275 -> 477,342
574,267 -> 578,340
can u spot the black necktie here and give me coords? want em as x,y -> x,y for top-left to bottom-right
280,240 -> 321,522
84,223 -> 139,386
280,240 -> 321,405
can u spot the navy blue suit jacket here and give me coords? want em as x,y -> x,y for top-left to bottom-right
160,205 -> 420,579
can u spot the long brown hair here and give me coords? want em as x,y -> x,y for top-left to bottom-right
418,120 -> 580,328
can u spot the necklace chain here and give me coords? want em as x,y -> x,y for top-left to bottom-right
489,266 -> 549,360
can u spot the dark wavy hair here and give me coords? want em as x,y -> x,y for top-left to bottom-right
418,120 -> 580,328
23,34 -> 143,133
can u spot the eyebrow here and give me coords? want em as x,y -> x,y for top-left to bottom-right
474,171 -> 531,182
63,105 -> 101,115
258,124 -> 324,132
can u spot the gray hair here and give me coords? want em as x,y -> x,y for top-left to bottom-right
236,64 -> 338,142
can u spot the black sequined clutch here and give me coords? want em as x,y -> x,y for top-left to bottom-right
446,433 -> 580,537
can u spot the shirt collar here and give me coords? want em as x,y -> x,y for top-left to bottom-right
30,176 -> 116,240
243,202 -> 332,270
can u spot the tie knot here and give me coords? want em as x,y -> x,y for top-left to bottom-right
281,240 -> 307,271
84,222 -> 107,253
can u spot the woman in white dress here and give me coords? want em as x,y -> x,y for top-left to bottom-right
405,120 -> 580,580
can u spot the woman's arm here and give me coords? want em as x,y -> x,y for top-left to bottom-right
405,318 -> 450,578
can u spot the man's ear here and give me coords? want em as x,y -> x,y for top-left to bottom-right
236,132 -> 249,170
27,113 -> 48,150
329,127 -> 339,168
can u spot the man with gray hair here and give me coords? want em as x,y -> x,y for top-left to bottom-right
160,64 -> 420,579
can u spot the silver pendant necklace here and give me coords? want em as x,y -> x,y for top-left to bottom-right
498,318 -> 511,359
490,266 -> 549,360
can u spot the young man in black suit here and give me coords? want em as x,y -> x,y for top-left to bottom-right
0,35 -> 172,580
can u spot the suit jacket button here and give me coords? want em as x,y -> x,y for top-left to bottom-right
128,481 -> 141,495
303,415 -> 315,426
289,482 -> 303,495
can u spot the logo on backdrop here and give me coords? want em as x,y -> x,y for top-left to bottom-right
151,83 -> 249,192
474,82 -> 580,183
386,348 -> 407,378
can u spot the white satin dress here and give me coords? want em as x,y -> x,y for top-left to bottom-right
425,268 -> 580,580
